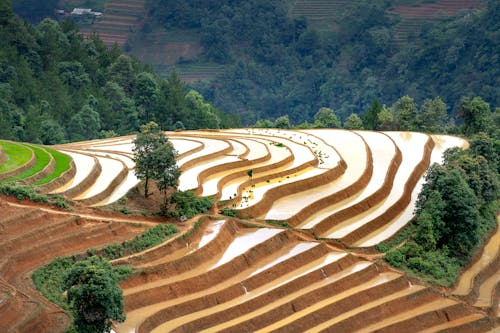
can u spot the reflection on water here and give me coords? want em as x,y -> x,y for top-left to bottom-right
454,214 -> 500,296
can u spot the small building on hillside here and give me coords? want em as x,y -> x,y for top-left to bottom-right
71,8 -> 103,16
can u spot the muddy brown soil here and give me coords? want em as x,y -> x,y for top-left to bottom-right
0,198 -> 147,333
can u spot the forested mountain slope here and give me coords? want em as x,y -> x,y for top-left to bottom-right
0,0 -> 238,145
140,0 -> 498,125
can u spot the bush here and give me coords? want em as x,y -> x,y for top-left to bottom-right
219,208 -> 236,217
166,191 -> 213,219
102,223 -> 178,260
0,184 -> 72,209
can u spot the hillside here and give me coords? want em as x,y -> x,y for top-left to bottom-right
0,127 -> 498,332
11,0 -> 498,124
0,1 -> 239,145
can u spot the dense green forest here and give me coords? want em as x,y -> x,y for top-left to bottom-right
0,0 -> 238,144
381,130 -> 499,286
146,0 -> 499,125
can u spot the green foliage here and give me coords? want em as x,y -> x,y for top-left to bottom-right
166,191 -> 213,219
133,122 -> 178,197
219,208 -> 237,217
458,96 -> 494,137
274,115 -> 291,129
363,100 -> 382,130
343,113 -> 364,130
101,223 -> 178,260
382,133 -> 499,286
147,1 -> 497,126
0,11 -> 237,145
32,256 -> 75,310
64,256 -> 125,333
313,107 -> 341,128
266,220 -> 291,228
254,119 -> 273,128
0,183 -> 72,208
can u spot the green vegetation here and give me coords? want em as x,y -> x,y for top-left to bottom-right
34,148 -> 72,185
33,223 -> 179,330
219,208 -> 237,217
133,122 -> 179,198
64,256 -> 125,333
100,223 -> 179,260
381,129 -> 499,286
0,183 -> 71,209
143,0 -> 498,125
2,145 -> 50,182
165,191 -> 213,219
0,141 -> 32,174
0,1 -> 239,146
266,220 -> 291,228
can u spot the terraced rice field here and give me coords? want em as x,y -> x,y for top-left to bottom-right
0,129 -> 498,332
389,0 -> 485,19
80,0 -> 146,47
290,0 -> 350,29
0,201 -> 146,332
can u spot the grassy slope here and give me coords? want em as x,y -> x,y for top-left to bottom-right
0,141 -> 32,174
2,145 -> 51,182
34,148 -> 72,185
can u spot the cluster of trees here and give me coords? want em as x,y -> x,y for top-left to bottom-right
146,0 -> 498,125
0,1 -> 238,145
132,122 -> 213,218
383,120 -> 499,285
253,95 -> 499,136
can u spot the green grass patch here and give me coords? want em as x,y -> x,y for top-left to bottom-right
0,183 -> 72,209
0,141 -> 33,174
33,223 -> 179,313
2,145 -> 51,182
34,148 -> 72,185
266,220 -> 291,228
163,191 -> 213,219
98,223 -> 179,260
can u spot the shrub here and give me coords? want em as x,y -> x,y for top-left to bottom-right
166,191 -> 213,219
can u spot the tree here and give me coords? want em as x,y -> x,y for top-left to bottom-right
133,122 -> 178,197
377,105 -> 395,130
109,55 -> 135,93
64,256 -> 125,333
313,107 -> 341,128
419,97 -> 448,133
363,99 -> 382,130
68,99 -> 102,141
254,119 -> 273,128
391,96 -> 418,131
135,72 -> 159,124
458,96 -> 492,136
343,113 -> 364,130
274,115 -> 291,129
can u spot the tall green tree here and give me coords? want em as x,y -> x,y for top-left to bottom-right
133,122 -> 178,197
419,97 -> 448,133
274,114 -> 291,129
363,99 -> 382,130
458,96 -> 492,136
343,113 -> 364,130
64,256 -> 125,333
313,107 -> 341,128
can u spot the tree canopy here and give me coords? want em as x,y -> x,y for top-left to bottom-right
133,122 -> 179,198
0,1 -> 238,144
143,0 -> 498,125
64,256 -> 125,333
